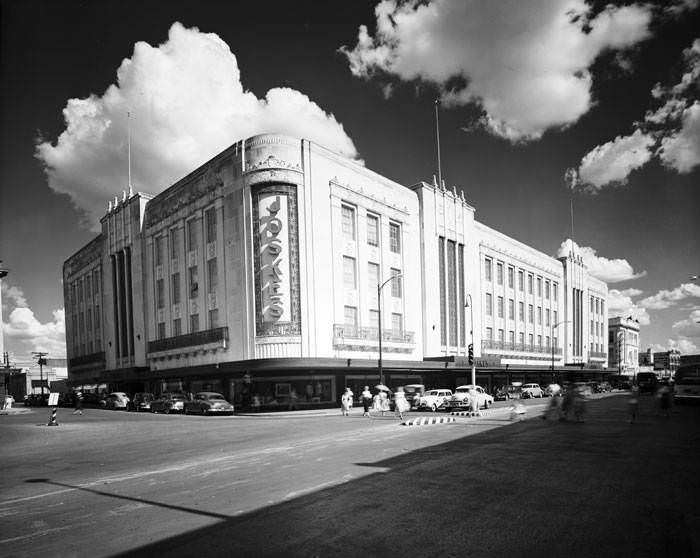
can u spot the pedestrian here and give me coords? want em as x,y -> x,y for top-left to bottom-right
73,391 -> 83,415
3,394 -> 14,410
341,387 -> 353,416
394,386 -> 410,421
656,382 -> 671,417
380,389 -> 391,416
509,400 -> 526,421
628,385 -> 640,423
288,388 -> 299,411
361,386 -> 372,417
541,392 -> 560,420
559,383 -> 574,421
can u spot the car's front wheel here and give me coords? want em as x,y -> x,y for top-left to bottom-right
431,403 -> 437,412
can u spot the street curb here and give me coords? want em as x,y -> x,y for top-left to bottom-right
450,410 -> 489,417
402,416 -> 456,426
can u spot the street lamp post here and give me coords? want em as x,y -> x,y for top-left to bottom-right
377,273 -> 403,387
464,294 -> 476,388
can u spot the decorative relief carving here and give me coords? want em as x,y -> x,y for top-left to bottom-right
246,154 -> 302,173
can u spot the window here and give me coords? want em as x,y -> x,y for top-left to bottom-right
528,304 -> 533,323
528,274 -> 533,295
94,305 -> 100,332
343,256 -> 356,290
497,296 -> 504,318
367,214 -> 379,247
546,309 -> 550,327
190,313 -> 199,333
209,308 -> 219,329
486,327 -> 493,341
596,299 -> 600,314
368,262 -> 379,307
155,236 -> 164,266
156,278 -> 165,309
508,299 -> 514,320
546,335 -> 550,347
173,318 -> 182,337
554,310 -> 558,325
344,305 -> 358,328
187,218 -> 199,252
205,207 -> 217,244
207,259 -> 218,294
518,270 -> 524,291
545,281 -> 550,300
519,332 -> 524,344
537,306 -> 542,325
537,335 -> 542,347
497,263 -> 503,285
537,277 -> 542,297
390,268 -> 402,298
590,320 -> 594,335
485,259 -> 492,281
596,322 -> 599,336
498,329 -> 504,342
389,222 -> 401,253
508,267 -> 514,289
553,283 -> 558,301
529,333 -> 534,347
342,205 -> 356,240
157,322 -> 166,340
172,272 -> 181,304
519,302 -> 524,321
391,313 -> 403,335
93,271 -> 100,295
601,300 -> 604,314
486,293 -> 493,316
553,336 -> 558,348
591,297 -> 594,313
189,266 -> 198,299
509,330 -> 515,344
170,227 -> 180,260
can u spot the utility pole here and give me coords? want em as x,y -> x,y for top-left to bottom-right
32,351 -> 48,399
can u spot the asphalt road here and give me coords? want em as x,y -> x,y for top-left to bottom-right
0,393 -> 698,558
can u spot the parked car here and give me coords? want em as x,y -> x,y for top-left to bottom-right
495,385 -> 521,401
24,394 -> 48,406
417,389 -> 453,412
444,385 -> 494,411
403,384 -> 426,409
103,392 -> 130,410
636,372 -> 658,393
128,392 -> 155,412
151,393 -> 188,414
184,392 -> 235,416
597,381 -> 612,393
520,383 -> 544,398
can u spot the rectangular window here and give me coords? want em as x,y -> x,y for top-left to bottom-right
546,309 -> 550,327
498,329 -> 504,342
596,299 -> 600,314
157,278 -> 165,309
187,218 -> 199,252
189,266 -> 199,299
93,270 -> 100,295
509,330 -> 515,344
508,267 -> 514,289
342,205 -> 356,240
497,296 -> 504,318
591,297 -> 594,313
155,236 -> 164,266
390,268 -> 402,298
546,335 -> 550,347
537,306 -> 542,325
528,274 -> 533,295
529,333 -> 534,347
601,300 -> 604,314
205,207 -> 217,244
518,270 -> 524,291
190,313 -> 200,333
554,310 -> 558,325
343,256 -> 356,290
519,332 -> 524,345
95,305 -> 100,332
537,277 -> 542,297
486,293 -> 493,316
368,262 -> 379,307
391,313 -> 403,335
486,327 -> 493,341
157,322 -> 166,340
591,320 -> 594,335
528,304 -> 533,323
209,308 -> 219,329
367,214 -> 379,247
172,272 -> 181,304
508,299 -> 514,320
389,222 -> 401,253
538,335 -> 542,347
497,263 -> 503,285
554,336 -> 558,348
553,283 -> 558,301
207,259 -> 218,294
344,305 -> 358,328
170,227 -> 180,260
485,259 -> 492,281
173,318 -> 182,337
545,281 -> 550,300
519,302 -> 524,321
596,322 -> 599,336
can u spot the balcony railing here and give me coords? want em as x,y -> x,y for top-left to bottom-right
481,339 -> 562,355
69,352 -> 105,368
589,351 -> 607,359
148,326 -> 228,354
333,324 -> 415,344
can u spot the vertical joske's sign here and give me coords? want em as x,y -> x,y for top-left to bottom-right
253,184 -> 301,336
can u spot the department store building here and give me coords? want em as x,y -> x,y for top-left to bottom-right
63,133 -> 609,408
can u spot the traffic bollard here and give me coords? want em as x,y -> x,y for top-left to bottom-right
47,407 -> 59,426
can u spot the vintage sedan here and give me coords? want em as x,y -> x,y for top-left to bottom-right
184,392 -> 234,416
103,392 -> 130,410
417,389 -> 453,412
150,393 -> 188,414
128,392 -> 155,412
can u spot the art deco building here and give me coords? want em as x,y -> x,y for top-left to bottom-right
63,133 -> 608,407
608,317 -> 640,377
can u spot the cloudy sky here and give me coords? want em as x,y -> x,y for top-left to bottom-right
1,0 -> 699,361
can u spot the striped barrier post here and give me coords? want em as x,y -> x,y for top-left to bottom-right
402,416 -> 456,426
47,407 -> 59,426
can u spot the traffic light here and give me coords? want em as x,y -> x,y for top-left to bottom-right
468,343 -> 474,365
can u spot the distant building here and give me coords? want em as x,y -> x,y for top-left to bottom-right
639,348 -> 653,367
679,353 -> 700,368
63,133 -> 609,407
653,349 -> 681,378
608,317 -> 640,377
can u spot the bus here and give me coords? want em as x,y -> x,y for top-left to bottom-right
674,365 -> 700,403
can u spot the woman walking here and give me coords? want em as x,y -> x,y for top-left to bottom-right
394,386 -> 410,421
361,386 -> 372,417
341,387 -> 353,416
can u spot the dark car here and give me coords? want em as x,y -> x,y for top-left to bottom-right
128,392 -> 155,412
636,372 -> 658,393
184,392 -> 234,416
151,393 -> 188,414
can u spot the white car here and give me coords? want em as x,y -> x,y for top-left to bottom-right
444,385 -> 494,411
417,389 -> 453,412
521,383 -> 544,398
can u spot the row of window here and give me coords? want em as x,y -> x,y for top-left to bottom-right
485,295 -> 559,327
590,295 -> 605,316
154,207 -> 218,267
343,305 -> 403,333
341,205 -> 402,254
71,305 -> 102,355
485,328 -> 558,348
343,257 -> 402,298
484,258 -> 558,301
69,269 -> 101,307
156,309 -> 219,340
590,320 -> 607,337
156,259 -> 218,309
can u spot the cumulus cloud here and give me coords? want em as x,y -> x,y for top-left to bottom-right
607,288 -> 650,325
639,282 -> 700,310
672,308 -> 700,338
36,22 -> 358,230
1,284 -> 66,357
557,239 -> 647,283
341,0 -> 653,141
569,38 -> 700,190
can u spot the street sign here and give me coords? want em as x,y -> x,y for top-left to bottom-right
48,392 -> 59,406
